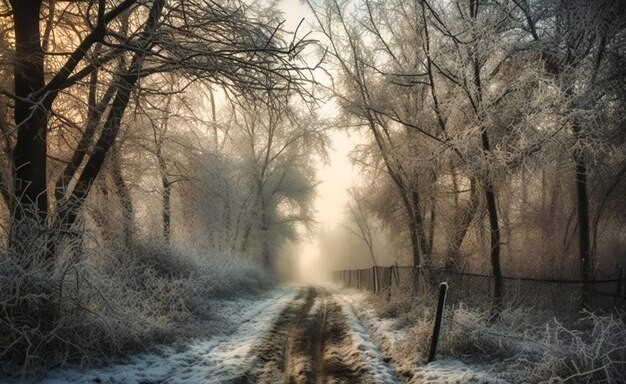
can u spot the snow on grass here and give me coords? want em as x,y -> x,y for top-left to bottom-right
410,358 -> 510,384
336,288 -> 508,384
27,287 -> 297,384
334,289 -> 400,384
336,289 -> 413,375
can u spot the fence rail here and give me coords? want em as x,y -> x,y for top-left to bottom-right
333,266 -> 626,312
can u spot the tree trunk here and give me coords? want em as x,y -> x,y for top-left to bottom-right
428,204 -> 436,257
447,178 -> 479,269
55,69 -> 139,232
0,105 -> 14,212
260,205 -> 271,270
469,0 -> 502,315
409,220 -> 421,268
240,223 -> 252,254
55,67 -> 116,201
574,147 -> 592,287
156,150 -> 171,244
484,178 -> 503,314
10,0 -> 49,257
411,190 -> 430,260
54,0 -> 165,232
111,147 -> 134,247
481,131 -> 503,316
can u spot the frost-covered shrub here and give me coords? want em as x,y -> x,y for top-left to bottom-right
128,241 -> 194,278
0,233 -> 269,376
439,304 -> 545,358
530,312 -> 626,384
364,284 -> 626,383
0,251 -> 59,375
435,306 -> 625,383
366,289 -> 437,363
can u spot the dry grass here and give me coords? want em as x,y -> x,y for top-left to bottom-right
366,284 -> 626,383
0,222 -> 269,377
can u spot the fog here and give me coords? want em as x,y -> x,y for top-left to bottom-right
1,0 -> 626,375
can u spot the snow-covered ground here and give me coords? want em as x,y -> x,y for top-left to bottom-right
336,288 -> 508,384
22,288 -> 297,384
334,293 -> 399,383
9,286 -> 599,384
410,358 -> 510,384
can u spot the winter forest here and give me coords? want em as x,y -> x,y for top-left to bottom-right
0,0 -> 625,383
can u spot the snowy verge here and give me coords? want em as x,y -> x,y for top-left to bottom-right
21,287 -> 296,384
410,358 -> 510,384
335,286 -> 626,383
335,288 -> 506,384
334,291 -> 400,384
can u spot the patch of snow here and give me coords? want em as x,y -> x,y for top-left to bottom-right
29,287 -> 297,384
410,358 -> 510,384
308,293 -> 323,319
336,289 -> 412,372
334,292 -> 400,384
336,288 -> 508,384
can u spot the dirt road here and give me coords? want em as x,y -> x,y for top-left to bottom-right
233,287 -> 398,384
33,287 -> 399,383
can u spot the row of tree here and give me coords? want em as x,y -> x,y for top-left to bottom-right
307,0 -> 626,309
0,0 -> 321,331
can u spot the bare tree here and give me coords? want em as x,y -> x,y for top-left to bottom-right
308,0 -> 572,313
306,0 -> 435,268
3,0 -> 316,259
343,188 -> 378,266
235,100 -> 325,269
513,0 -> 626,286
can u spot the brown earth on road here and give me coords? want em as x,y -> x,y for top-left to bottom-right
232,287 -> 376,384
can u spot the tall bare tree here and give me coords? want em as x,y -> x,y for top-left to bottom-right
3,0 -> 315,259
513,0 -> 626,286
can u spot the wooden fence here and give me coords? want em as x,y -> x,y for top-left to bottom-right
333,265 -> 626,313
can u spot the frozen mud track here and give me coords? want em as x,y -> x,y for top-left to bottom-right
235,287 -> 384,383
24,287 -> 398,383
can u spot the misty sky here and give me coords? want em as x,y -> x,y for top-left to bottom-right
278,0 -> 363,281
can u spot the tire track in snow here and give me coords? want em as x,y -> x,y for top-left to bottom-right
233,287 -> 317,383
235,287 -> 400,384
333,290 -> 402,384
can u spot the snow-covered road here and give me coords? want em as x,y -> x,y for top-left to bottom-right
233,287 -> 399,383
22,286 -> 403,384
37,288 -> 297,384
6,286 -> 513,384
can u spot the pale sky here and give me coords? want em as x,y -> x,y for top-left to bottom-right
297,131 -> 364,282
279,0 -> 312,31
278,2 -> 358,231
278,0 -> 364,281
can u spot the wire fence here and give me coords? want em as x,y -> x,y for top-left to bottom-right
333,265 -> 626,313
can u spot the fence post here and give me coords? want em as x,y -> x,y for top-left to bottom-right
373,266 -> 378,294
413,265 -> 421,293
618,265 -> 623,297
393,265 -> 400,288
427,282 -> 448,363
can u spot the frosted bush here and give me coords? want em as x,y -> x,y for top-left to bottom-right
365,286 -> 626,383
0,232 -> 270,376
530,312 -> 626,383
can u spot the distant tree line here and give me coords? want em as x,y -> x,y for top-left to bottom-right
307,0 -> 626,311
